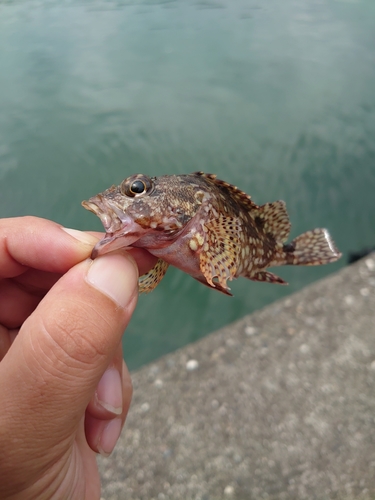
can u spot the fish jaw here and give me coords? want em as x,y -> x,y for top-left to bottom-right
82,194 -> 130,233
82,195 -> 149,258
90,231 -> 145,259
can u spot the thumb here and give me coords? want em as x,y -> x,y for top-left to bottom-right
0,254 -> 138,476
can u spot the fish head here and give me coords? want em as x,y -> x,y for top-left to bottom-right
82,173 -> 205,258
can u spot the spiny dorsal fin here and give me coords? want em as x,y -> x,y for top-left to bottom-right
253,200 -> 291,243
192,172 -> 259,213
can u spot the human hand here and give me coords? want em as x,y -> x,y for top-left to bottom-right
0,216 -> 156,499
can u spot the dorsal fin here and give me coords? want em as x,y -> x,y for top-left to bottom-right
191,173 -> 290,242
192,172 -> 259,212
253,200 -> 291,243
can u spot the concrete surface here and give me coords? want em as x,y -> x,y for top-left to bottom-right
99,255 -> 375,500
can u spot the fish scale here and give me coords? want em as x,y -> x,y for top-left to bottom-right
82,172 -> 342,295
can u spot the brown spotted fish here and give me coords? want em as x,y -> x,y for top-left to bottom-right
82,172 -> 341,295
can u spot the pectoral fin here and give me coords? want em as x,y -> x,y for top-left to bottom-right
199,215 -> 240,293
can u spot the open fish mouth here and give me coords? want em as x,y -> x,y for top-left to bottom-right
82,195 -> 125,233
82,196 -> 146,258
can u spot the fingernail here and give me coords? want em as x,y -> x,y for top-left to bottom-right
98,418 -> 122,457
62,227 -> 98,246
96,367 -> 123,415
86,254 -> 138,308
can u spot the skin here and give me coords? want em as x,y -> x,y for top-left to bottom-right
0,216 -> 157,500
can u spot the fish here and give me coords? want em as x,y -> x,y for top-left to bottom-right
82,172 -> 341,295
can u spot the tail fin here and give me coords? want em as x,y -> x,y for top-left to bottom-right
283,228 -> 342,266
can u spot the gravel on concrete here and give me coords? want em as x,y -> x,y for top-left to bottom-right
99,255 -> 375,500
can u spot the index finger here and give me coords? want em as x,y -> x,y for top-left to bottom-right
0,217 -> 98,279
0,216 -> 158,279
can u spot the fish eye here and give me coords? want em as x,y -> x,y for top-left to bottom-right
121,175 -> 153,197
130,180 -> 146,194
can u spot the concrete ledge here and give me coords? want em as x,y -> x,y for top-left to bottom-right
99,255 -> 375,500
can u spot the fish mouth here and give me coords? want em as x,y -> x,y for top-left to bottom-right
82,195 -> 147,258
82,195 -> 124,233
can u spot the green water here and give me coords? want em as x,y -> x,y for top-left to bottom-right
1,0 -> 374,369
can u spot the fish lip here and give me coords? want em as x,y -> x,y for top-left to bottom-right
90,221 -> 148,258
90,231 -> 137,258
82,196 -> 133,233
82,196 -> 121,233
82,195 -> 147,257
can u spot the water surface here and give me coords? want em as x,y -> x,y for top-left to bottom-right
1,0 -> 374,369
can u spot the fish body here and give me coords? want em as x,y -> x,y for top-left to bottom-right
82,172 -> 341,295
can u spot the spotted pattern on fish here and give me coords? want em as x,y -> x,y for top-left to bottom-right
82,172 -> 342,295
139,258 -> 169,293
